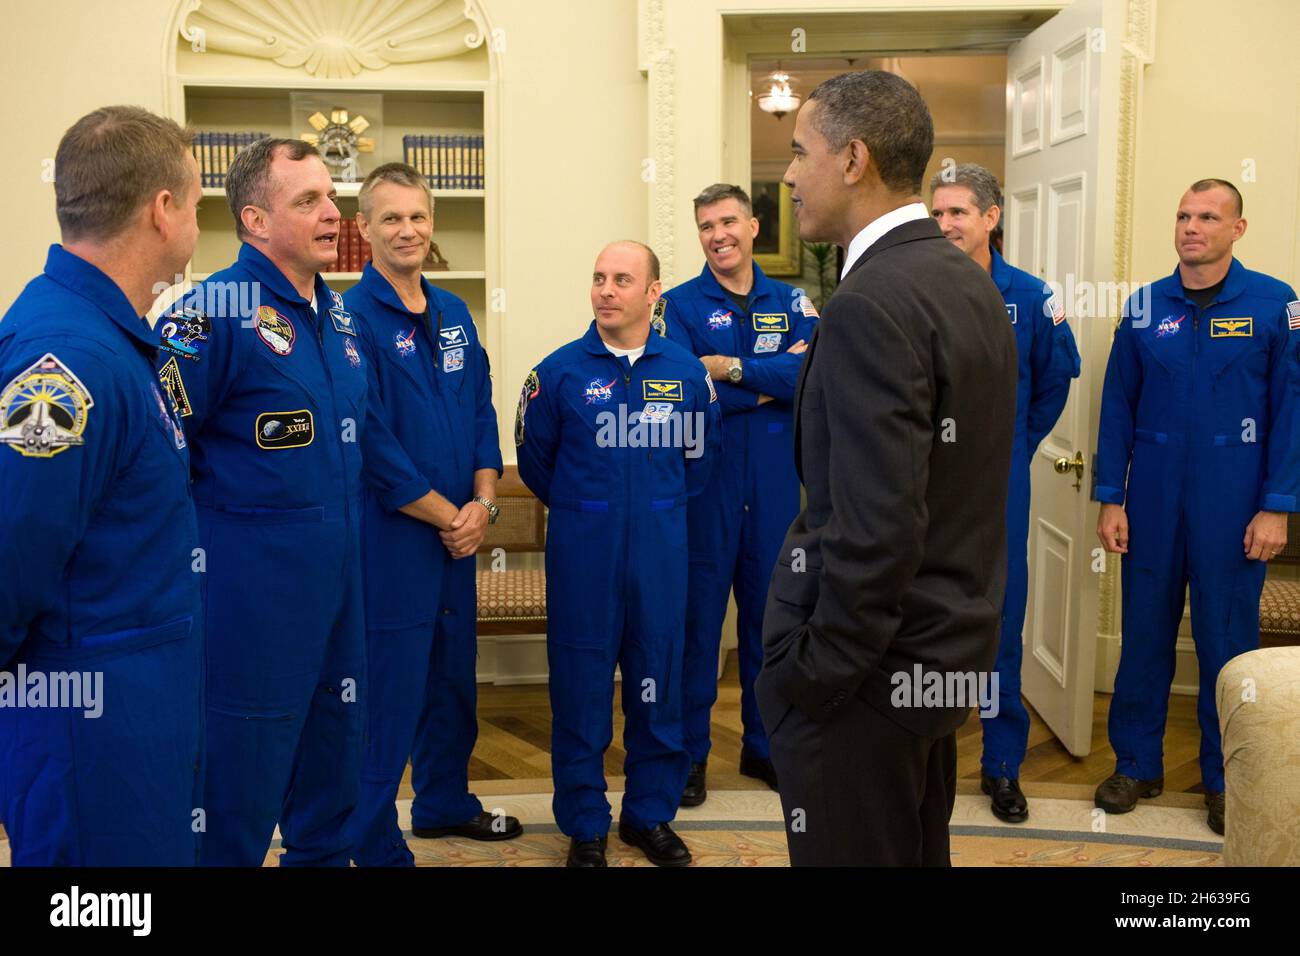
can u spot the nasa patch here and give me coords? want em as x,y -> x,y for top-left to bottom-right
1156,315 -> 1185,339
584,377 -> 615,405
707,309 -> 733,331
443,347 -> 465,373
254,306 -> 295,356
394,327 -> 418,357
0,353 -> 94,459
754,332 -> 782,354
255,409 -> 314,450
343,338 -> 361,368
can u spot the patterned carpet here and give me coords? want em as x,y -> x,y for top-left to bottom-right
292,777 -> 1225,867
0,779 -> 1223,867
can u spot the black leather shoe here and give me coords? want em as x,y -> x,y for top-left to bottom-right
617,820 -> 692,867
739,749 -> 779,791
981,773 -> 1029,823
411,810 -> 523,841
1094,773 -> 1163,813
680,762 -> 707,807
566,835 -> 607,867
1205,791 -> 1225,836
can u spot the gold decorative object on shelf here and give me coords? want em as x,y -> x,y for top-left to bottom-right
424,242 -> 451,272
301,108 -> 375,182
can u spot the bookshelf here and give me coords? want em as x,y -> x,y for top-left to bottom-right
180,83 -> 490,322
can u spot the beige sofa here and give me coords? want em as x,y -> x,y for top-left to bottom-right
1217,646 -> 1300,866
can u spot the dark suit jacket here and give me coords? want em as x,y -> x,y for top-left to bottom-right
758,216 -> 1018,738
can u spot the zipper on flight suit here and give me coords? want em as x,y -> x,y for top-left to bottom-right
307,292 -> 355,561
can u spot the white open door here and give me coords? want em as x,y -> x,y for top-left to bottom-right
1004,0 -> 1126,756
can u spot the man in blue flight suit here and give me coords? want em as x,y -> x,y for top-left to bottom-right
516,241 -> 720,867
1095,179 -> 1298,835
0,106 -> 203,865
930,165 -> 1081,823
342,163 -> 518,866
658,184 -> 816,805
162,139 -> 369,866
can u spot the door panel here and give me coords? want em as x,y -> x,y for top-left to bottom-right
1006,0 -> 1125,756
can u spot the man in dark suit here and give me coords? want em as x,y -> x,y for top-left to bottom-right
755,70 -> 1018,866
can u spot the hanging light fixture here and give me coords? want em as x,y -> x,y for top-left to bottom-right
757,66 -> 801,120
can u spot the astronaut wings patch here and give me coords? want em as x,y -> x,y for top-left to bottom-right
515,369 -> 540,447
0,353 -> 95,458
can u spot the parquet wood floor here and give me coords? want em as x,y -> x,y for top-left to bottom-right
397,651 -> 1209,799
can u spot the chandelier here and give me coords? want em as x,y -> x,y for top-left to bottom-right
757,69 -> 801,120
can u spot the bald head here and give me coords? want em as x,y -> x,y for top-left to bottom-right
602,240 -> 660,284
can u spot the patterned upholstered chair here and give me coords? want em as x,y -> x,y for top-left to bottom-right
475,465 -> 547,636
1258,514 -> 1300,649
1217,646 -> 1300,866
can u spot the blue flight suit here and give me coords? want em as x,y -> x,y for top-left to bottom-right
515,321 -> 721,840
0,245 -> 201,865
163,243 -> 368,866
980,249 -> 1081,778
659,263 -> 816,764
1096,259 -> 1300,792
341,264 -> 502,866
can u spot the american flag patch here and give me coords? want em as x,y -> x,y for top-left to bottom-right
1048,293 -> 1066,325
1287,299 -> 1300,331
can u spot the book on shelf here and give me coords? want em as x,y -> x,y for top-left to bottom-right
402,133 -> 485,190
192,131 -> 270,189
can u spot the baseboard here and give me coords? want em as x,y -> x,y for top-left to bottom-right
476,633 -> 549,685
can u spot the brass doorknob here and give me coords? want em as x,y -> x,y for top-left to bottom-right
1054,451 -> 1085,491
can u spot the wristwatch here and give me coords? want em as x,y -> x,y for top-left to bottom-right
473,496 -> 500,524
726,358 -> 743,383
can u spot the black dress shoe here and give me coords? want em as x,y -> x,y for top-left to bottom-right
739,749 -> 778,791
411,810 -> 523,841
566,835 -> 608,867
981,773 -> 1029,823
617,820 -> 692,867
680,761 -> 707,808
1205,791 -> 1225,836
1094,773 -> 1163,813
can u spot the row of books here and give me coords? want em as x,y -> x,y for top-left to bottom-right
334,220 -> 372,273
402,134 -> 485,190
192,132 -> 270,188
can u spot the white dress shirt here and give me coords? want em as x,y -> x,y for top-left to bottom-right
840,202 -> 932,278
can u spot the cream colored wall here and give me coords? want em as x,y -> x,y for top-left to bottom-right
487,0 -> 646,441
0,0 -> 173,311
1130,0 -> 1300,288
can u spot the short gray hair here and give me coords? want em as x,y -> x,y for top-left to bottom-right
226,138 -> 320,239
807,71 -> 934,195
929,163 -> 1002,214
693,183 -> 752,218
358,161 -> 433,219
55,106 -> 195,243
